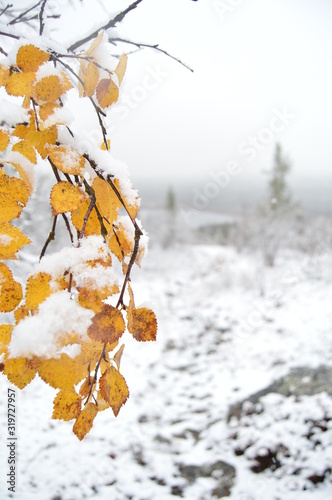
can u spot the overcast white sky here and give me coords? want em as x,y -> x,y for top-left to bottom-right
56,0 -> 332,189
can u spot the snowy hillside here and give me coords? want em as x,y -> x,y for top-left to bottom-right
1,208 -> 332,499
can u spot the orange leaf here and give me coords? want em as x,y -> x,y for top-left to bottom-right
128,307 -> 157,342
5,71 -> 35,97
0,324 -> 12,355
47,145 -> 85,176
16,44 -> 50,73
96,78 -> 119,109
99,365 -> 129,417
0,263 -> 23,312
52,389 -> 82,421
114,54 -> 128,86
34,75 -> 63,103
73,402 -> 97,440
87,304 -> 125,344
25,272 -> 52,310
83,61 -> 99,97
50,181 -> 87,215
0,129 -> 10,152
38,354 -> 80,390
3,355 -> 37,389
12,140 -> 37,164
0,222 -> 31,259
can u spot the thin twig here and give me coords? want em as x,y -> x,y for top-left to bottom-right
83,180 -> 108,240
0,4 -> 12,18
85,343 -> 106,405
68,0 -> 143,52
9,0 -> 42,24
110,37 -> 194,72
61,213 -> 74,244
39,215 -> 57,260
116,227 -> 141,308
78,191 -> 96,240
51,54 -> 108,149
39,0 -> 48,35
0,30 -> 20,39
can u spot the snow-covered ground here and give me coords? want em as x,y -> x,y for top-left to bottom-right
1,210 -> 332,500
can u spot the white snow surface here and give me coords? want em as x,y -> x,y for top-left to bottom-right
36,235 -> 119,291
8,290 -> 93,359
1,231 -> 332,499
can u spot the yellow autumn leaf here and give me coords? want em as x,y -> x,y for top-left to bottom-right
0,191 -> 24,223
25,272 -> 52,310
114,54 -> 128,86
108,222 -> 134,261
8,162 -> 34,197
3,355 -> 38,389
59,72 -> 73,94
50,181 -> 87,216
78,287 -> 106,313
127,307 -> 157,342
101,139 -> 111,151
12,111 -> 36,139
0,129 -> 10,152
16,44 -> 50,73
93,176 -> 121,230
99,365 -> 129,417
33,75 -> 63,103
82,61 -> 99,97
39,103 -> 61,121
12,140 -> 37,164
27,125 -> 57,158
14,303 -> 30,324
113,344 -> 125,371
0,171 -> 30,209
85,30 -> 105,56
38,354 -> 80,390
47,145 -> 85,176
0,263 -> 23,312
52,389 -> 82,421
5,71 -> 35,97
96,391 -> 110,411
87,304 -> 125,344
113,178 -> 140,220
0,222 -> 31,260
73,402 -> 97,440
0,65 -> 9,86
0,324 -> 13,355
78,60 -> 88,97
96,78 -> 119,109
71,198 -> 101,236
79,376 -> 92,398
